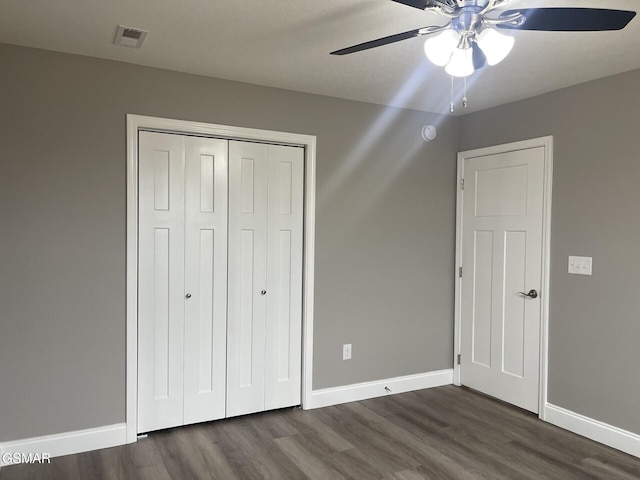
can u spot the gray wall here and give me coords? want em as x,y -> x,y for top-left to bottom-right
459,69 -> 640,436
0,44 -> 457,442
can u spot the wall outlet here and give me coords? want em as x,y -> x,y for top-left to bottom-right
342,343 -> 352,360
568,256 -> 592,275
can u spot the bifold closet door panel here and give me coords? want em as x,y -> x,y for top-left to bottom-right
138,132 -> 186,433
227,141 -> 269,417
265,145 -> 304,410
183,136 -> 228,424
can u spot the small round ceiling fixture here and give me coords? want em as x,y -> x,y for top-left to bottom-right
422,125 -> 437,142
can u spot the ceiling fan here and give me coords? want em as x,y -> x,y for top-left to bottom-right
331,1 -> 636,79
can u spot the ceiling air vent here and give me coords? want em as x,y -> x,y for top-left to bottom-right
113,25 -> 148,48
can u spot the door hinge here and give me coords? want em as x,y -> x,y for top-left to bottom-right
458,266 -> 463,278
457,354 -> 461,365
460,179 -> 464,190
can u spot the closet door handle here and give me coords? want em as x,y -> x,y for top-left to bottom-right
518,289 -> 538,299
185,293 -> 192,299
261,290 -> 267,296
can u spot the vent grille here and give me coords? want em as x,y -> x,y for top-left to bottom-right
113,25 -> 148,48
122,28 -> 142,40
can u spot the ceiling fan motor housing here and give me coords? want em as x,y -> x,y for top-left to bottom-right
453,10 -> 484,36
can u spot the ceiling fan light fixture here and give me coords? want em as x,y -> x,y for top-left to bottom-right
423,29 -> 459,66
331,1 -> 636,110
445,46 -> 475,77
476,28 -> 514,66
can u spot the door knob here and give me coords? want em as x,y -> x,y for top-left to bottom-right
261,290 -> 267,295
518,289 -> 538,299
185,293 -> 192,299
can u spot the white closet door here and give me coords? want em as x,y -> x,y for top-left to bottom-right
138,132 -> 186,433
139,133 -> 302,428
227,141 -> 269,417
265,145 -> 304,410
183,136 -> 228,424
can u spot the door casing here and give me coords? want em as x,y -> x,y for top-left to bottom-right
453,136 -> 553,419
125,115 -> 317,443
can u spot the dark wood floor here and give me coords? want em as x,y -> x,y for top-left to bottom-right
2,385 -> 640,479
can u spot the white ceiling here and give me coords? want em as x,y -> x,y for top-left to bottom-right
1,0 -> 638,114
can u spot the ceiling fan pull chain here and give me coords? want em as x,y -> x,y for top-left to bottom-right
449,75 -> 455,113
463,74 -> 468,109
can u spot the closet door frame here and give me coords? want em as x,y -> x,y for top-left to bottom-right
125,114 -> 317,443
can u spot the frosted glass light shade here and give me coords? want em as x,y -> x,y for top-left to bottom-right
423,29 -> 459,66
445,47 -> 474,77
476,28 -> 514,65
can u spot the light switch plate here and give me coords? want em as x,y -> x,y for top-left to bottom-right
568,256 -> 592,275
343,344 -> 352,360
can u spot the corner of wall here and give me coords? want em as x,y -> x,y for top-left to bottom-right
544,403 -> 640,459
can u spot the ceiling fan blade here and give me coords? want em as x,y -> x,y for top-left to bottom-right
498,8 -> 636,32
330,28 -> 423,55
472,43 -> 487,70
390,0 -> 430,11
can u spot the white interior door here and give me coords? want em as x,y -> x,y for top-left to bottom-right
183,136 -> 228,425
227,141 -> 304,417
138,132 -> 186,432
460,145 -> 545,413
265,145 -> 304,411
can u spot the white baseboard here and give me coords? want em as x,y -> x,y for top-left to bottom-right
307,369 -> 453,410
544,403 -> 640,458
0,423 -> 127,467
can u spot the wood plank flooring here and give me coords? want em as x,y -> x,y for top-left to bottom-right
2,385 -> 640,479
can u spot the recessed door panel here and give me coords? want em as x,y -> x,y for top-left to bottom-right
279,161 -> 293,215
241,158 -> 255,214
199,155 -> 215,213
196,228 -> 215,393
276,230 -> 292,381
239,229 -> 256,386
475,164 -> 528,217
153,228 -> 171,399
472,230 -> 493,368
154,152 -> 170,211
503,231 -> 527,378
